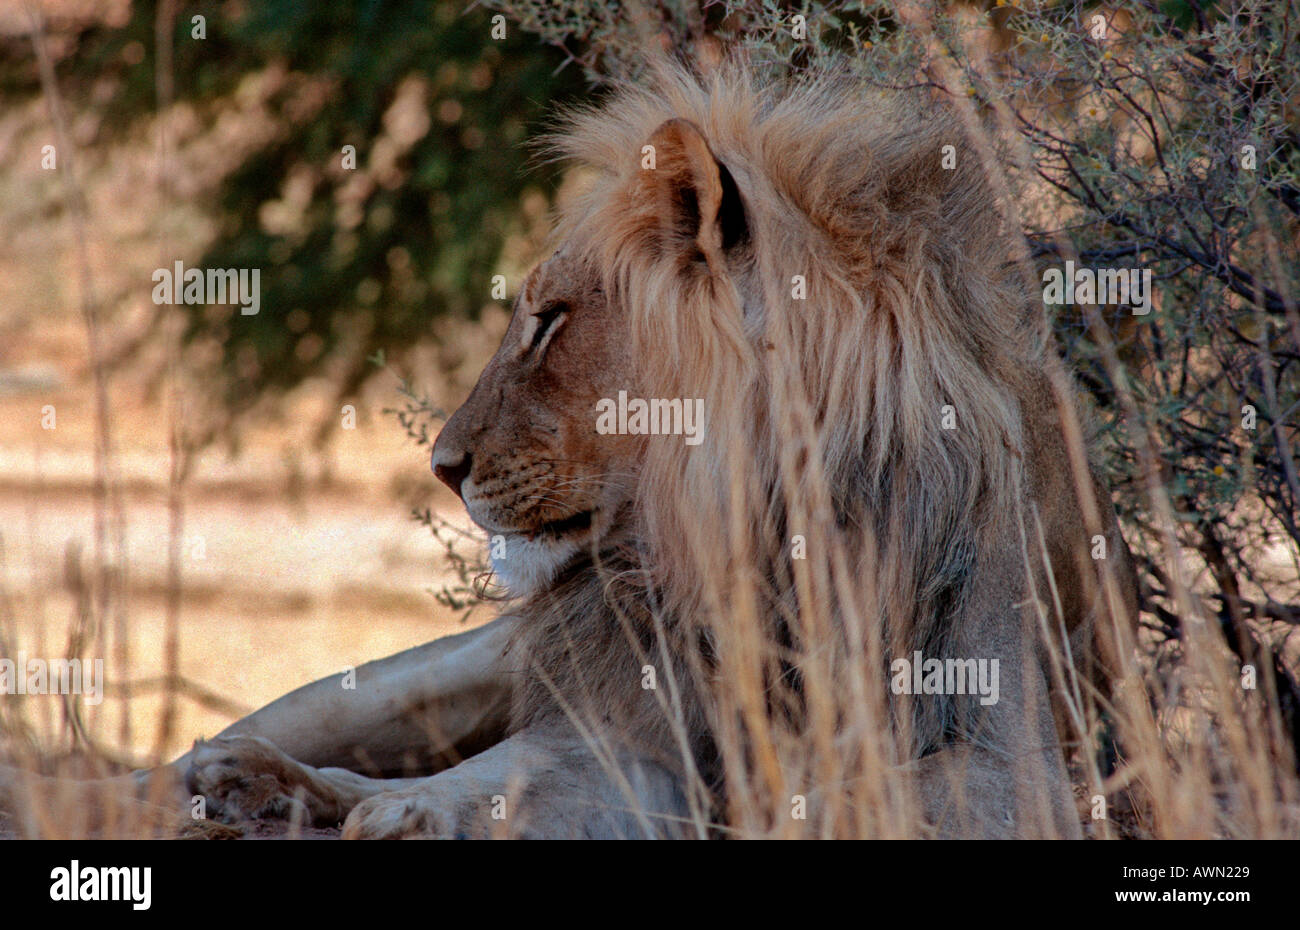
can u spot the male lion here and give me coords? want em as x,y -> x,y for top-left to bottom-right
3,61 -> 1137,839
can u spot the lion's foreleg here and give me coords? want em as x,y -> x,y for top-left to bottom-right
2,616 -> 520,831
342,719 -> 695,839
175,615 -> 521,824
184,734 -> 433,825
182,613 -> 519,774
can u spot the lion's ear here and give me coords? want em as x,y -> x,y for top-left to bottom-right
637,118 -> 748,267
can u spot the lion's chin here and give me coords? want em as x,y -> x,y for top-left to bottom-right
490,533 -> 584,599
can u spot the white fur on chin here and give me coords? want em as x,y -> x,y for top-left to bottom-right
491,534 -> 582,598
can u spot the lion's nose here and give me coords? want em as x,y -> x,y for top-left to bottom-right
432,448 -> 473,499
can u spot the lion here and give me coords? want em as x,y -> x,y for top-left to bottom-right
1,60 -> 1137,839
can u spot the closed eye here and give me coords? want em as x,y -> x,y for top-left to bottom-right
527,301 -> 569,354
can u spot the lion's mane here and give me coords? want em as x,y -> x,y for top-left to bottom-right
510,61 -> 1054,796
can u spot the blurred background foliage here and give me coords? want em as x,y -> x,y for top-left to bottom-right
4,0 -> 585,426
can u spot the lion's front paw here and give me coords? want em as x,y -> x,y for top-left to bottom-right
186,735 -> 343,826
342,786 -> 490,840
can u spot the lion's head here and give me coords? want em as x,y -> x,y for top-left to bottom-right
435,62 -> 1027,612
430,249 -> 643,597
430,101 -> 767,599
